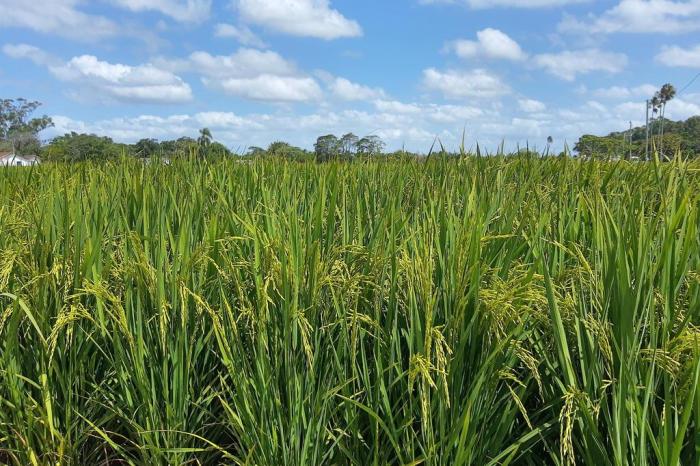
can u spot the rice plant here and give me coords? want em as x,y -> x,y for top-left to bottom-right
0,154 -> 699,465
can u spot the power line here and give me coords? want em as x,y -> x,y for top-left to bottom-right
677,71 -> 700,96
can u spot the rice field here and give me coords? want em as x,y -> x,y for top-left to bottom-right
1,155 -> 699,465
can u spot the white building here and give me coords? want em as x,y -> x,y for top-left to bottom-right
0,152 -> 40,167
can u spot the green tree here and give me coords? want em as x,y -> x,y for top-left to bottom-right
198,128 -> 213,149
314,134 -> 340,162
357,135 -> 385,157
598,115 -> 700,160
656,83 -> 677,159
681,116 -> 700,155
134,138 -> 160,158
245,146 -> 265,158
0,98 -> 54,155
174,137 -> 198,157
203,142 -> 232,159
339,133 -> 359,158
267,141 -> 311,160
574,135 -> 625,159
44,132 -> 122,162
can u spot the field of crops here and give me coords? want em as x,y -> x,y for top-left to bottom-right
1,156 -> 699,465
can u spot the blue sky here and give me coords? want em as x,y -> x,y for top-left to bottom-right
1,0 -> 700,152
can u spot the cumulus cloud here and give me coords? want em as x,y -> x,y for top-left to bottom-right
53,56 -> 193,104
533,49 -> 628,81
422,68 -> 510,99
373,100 -> 423,114
4,45 -> 192,104
589,84 -> 658,99
186,49 -> 297,79
326,77 -> 386,101
214,23 -> 267,48
0,0 -> 119,40
110,0 -> 211,22
181,48 -> 323,102
421,0 -> 587,8
2,43 -> 58,66
656,44 -> 700,67
446,28 -> 527,61
559,0 -> 700,35
518,99 -> 546,113
235,0 -> 362,39
422,103 -> 484,123
613,94 -> 700,121
208,75 -> 323,102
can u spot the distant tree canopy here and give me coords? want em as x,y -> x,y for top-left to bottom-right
266,141 -> 311,160
357,136 -> 385,157
0,98 -> 54,155
314,135 -> 341,162
43,128 -> 232,161
44,133 -> 126,162
575,116 -> 700,159
134,138 -> 160,159
314,133 -> 385,161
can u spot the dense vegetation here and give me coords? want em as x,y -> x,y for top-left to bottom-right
575,116 -> 700,160
41,130 -> 234,162
0,99 -> 54,155
1,155 -> 699,465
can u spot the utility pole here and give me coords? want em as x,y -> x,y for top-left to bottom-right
645,99 -> 650,161
629,121 -> 633,161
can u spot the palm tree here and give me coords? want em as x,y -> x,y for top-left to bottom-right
648,95 -> 661,158
198,128 -> 212,148
657,83 -> 676,159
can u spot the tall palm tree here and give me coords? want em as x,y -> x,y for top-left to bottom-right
657,83 -> 676,159
198,128 -> 213,148
648,95 -> 661,158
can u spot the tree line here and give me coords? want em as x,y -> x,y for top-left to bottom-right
575,116 -> 700,160
1,98 -> 392,162
573,83 -> 700,161
3,96 -> 699,163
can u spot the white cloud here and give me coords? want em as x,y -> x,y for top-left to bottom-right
194,111 -> 264,129
110,0 -> 211,22
533,49 -> 628,81
235,0 -> 362,39
206,75 -> 323,102
51,114 -> 227,142
614,94 -> 700,121
423,103 -> 484,122
519,99 -> 546,112
666,94 -> 700,119
374,100 -> 423,114
4,46 -> 193,104
656,44 -> 700,67
214,23 -> 267,48
2,43 -> 58,66
187,49 -> 297,79
0,0 -> 119,40
328,77 -> 386,100
422,68 -> 510,99
52,56 -> 193,104
559,0 -> 700,35
421,0 -> 587,8
589,84 -> 658,99
183,49 -> 323,102
447,28 -> 526,61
